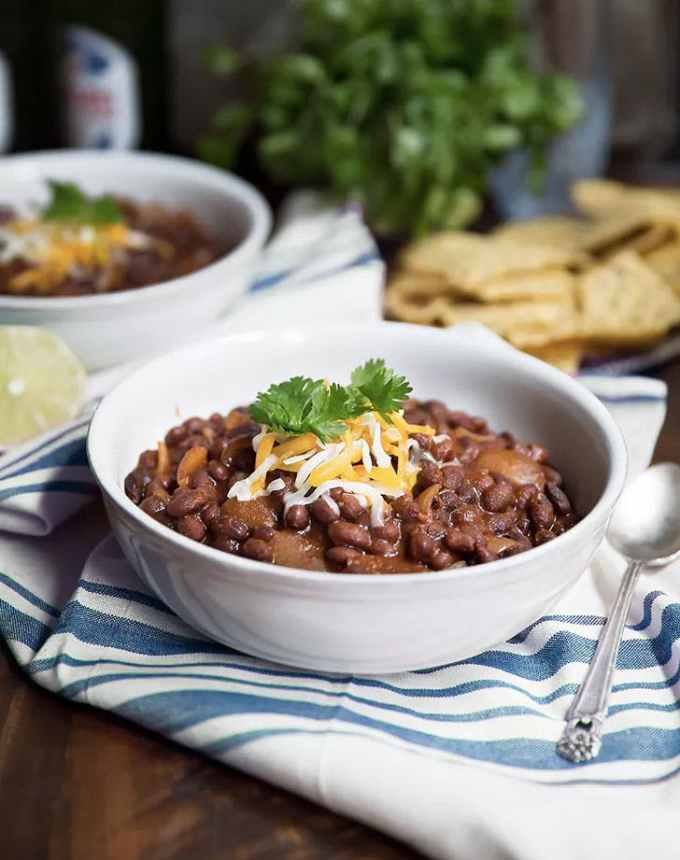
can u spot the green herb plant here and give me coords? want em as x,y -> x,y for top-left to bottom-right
43,180 -> 123,225
250,358 -> 413,441
200,0 -> 583,235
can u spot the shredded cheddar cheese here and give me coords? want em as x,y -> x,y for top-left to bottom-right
0,217 -> 155,295
226,409 -> 441,527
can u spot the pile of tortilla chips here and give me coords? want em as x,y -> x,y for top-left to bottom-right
385,179 -> 680,373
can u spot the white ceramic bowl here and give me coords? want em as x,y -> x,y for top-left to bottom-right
0,150 -> 271,370
88,322 -> 628,674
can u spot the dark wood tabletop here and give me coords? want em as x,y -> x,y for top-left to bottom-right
2,361 -> 679,860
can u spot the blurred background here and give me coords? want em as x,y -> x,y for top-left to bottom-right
3,1 -> 680,232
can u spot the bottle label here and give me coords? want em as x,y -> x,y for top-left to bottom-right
0,52 -> 13,153
63,26 -> 141,149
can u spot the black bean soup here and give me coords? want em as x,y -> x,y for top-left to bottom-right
125,400 -> 577,574
0,198 -> 223,297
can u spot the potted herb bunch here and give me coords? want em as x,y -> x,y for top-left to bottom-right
200,0 -> 583,237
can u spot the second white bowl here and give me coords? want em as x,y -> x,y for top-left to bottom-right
0,151 -> 271,370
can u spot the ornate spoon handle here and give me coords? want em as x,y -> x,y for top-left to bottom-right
557,559 -> 642,763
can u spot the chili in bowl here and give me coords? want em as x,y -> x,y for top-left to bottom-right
88,322 -> 627,673
0,151 -> 271,370
123,362 -> 578,574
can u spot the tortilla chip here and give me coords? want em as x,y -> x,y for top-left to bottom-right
401,231 -> 583,286
573,178 -> 680,227
470,269 -> 575,303
645,241 -> 680,296
578,251 -> 680,346
437,296 -> 581,350
494,216 -> 590,251
572,179 -> 628,217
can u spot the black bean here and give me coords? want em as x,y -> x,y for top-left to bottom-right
470,472 -> 494,492
146,476 -> 171,497
207,459 -> 230,482
165,425 -> 188,445
441,465 -> 464,491
452,506 -> 482,527
200,503 -> 221,527
391,497 -> 422,521
252,525 -> 275,542
543,465 -> 563,486
529,493 -> 555,530
474,543 -> 498,564
409,529 -> 435,563
337,492 -> 365,521
411,432 -> 433,452
430,548 -> 455,570
124,472 -> 143,504
310,497 -> 340,525
326,546 -> 362,567
241,538 -> 274,563
371,539 -> 399,557
184,417 -> 206,433
166,487 -> 212,518
481,482 -> 514,513
189,467 -> 216,490
458,438 -> 480,464
212,535 -> 240,554
416,460 -> 442,490
515,485 -> 538,509
535,528 -> 557,545
371,520 -> 400,543
457,481 -> 477,503
545,483 -> 572,515
328,521 -> 372,550
139,450 -> 158,470
447,410 -> 485,432
285,505 -> 311,531
444,529 -> 476,555
487,511 -> 518,534
177,514 -> 207,542
212,514 -> 250,542
433,437 -> 456,462
139,494 -> 168,520
438,490 -> 460,510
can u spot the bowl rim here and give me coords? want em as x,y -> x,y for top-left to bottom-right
0,150 -> 272,310
88,321 -> 629,586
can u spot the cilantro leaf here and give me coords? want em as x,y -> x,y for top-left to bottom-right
250,361 -> 412,441
43,180 -> 123,225
250,376 -> 365,442
351,358 -> 412,418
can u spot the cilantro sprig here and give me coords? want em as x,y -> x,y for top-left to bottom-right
351,358 -> 412,419
43,180 -> 123,225
250,359 -> 412,442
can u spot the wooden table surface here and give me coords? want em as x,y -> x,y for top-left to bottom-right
2,361 -> 679,860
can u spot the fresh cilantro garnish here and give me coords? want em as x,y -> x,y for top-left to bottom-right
43,180 -> 123,225
351,358 -> 412,419
250,360 -> 412,441
250,376 -> 366,442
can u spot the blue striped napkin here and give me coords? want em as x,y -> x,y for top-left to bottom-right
2,368 -> 679,860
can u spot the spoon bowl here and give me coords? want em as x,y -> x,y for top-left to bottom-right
608,462 -> 680,565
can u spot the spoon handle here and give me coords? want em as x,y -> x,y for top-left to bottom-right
557,559 -> 643,763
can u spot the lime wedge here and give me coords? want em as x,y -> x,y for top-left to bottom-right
0,326 -> 87,446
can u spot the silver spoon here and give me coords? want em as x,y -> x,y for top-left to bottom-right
557,462 -> 680,763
